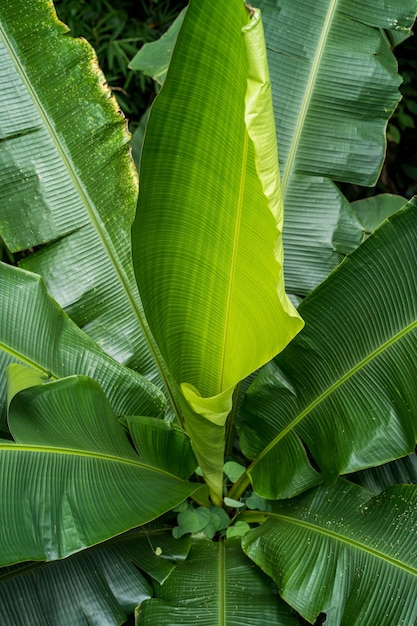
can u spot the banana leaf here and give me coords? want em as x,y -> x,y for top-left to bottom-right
243,480 -> 417,626
0,263 -> 166,429
238,196 -> 417,499
1,368 -> 198,564
0,0 -> 162,383
259,0 -> 416,295
136,536 -> 299,625
132,0 -> 303,502
129,1 -> 414,297
0,530 -> 190,626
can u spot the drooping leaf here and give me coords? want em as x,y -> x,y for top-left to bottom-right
243,480 -> 417,626
239,197 -> 417,499
0,263 -> 165,429
0,530 -> 190,626
0,0 -> 162,383
136,536 -> 299,625
259,0 -> 416,294
124,414 -> 197,480
351,193 -> 408,235
133,0 -> 303,501
1,372 -> 198,565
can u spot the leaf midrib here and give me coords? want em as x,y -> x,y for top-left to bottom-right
281,0 -> 339,196
219,132 -> 249,392
0,442 -> 188,480
250,317 -> 417,468
0,23 -> 178,416
266,511 -> 417,576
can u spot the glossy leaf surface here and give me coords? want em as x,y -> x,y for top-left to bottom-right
240,197 -> 417,498
259,0 -> 416,294
243,480 -> 417,625
0,0 -> 160,380
1,372 -> 197,564
137,536 -> 299,625
0,530 -> 190,625
0,263 -> 165,428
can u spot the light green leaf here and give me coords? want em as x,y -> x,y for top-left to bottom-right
239,197 -> 417,498
259,0 -> 415,294
136,536 -> 299,625
224,461 -> 246,484
0,263 -> 165,428
2,372 -> 198,564
243,480 -> 417,626
133,0 -> 303,501
0,0 -> 162,382
129,8 -> 187,85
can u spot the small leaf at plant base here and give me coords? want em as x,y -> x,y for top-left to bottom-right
224,497 -> 245,508
226,521 -> 251,539
245,492 -> 268,511
224,460 -> 246,483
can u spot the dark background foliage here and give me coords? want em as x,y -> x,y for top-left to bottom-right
54,0 -> 417,202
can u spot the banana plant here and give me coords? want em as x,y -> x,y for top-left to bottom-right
1,0 -> 417,624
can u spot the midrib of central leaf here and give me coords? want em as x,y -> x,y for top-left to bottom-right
218,540 -> 226,626
250,317 -> 417,468
219,131 -> 249,392
1,25 -> 175,413
281,0 -> 339,196
268,512 -> 417,576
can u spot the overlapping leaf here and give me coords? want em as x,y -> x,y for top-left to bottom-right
258,0 -> 416,294
137,536 -> 299,625
0,530 -> 191,626
243,480 -> 417,625
1,370 -> 198,564
0,263 -> 165,428
239,197 -> 417,499
0,0 -> 161,381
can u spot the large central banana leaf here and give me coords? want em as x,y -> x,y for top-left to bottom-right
238,196 -> 417,499
132,0 -> 303,500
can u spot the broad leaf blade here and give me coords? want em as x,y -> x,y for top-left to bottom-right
0,0 -> 160,381
2,373 -> 197,564
240,197 -> 417,498
0,530 -> 190,625
0,263 -> 165,427
133,0 -> 302,498
137,536 -> 299,625
243,480 -> 417,625
259,0 -> 416,294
